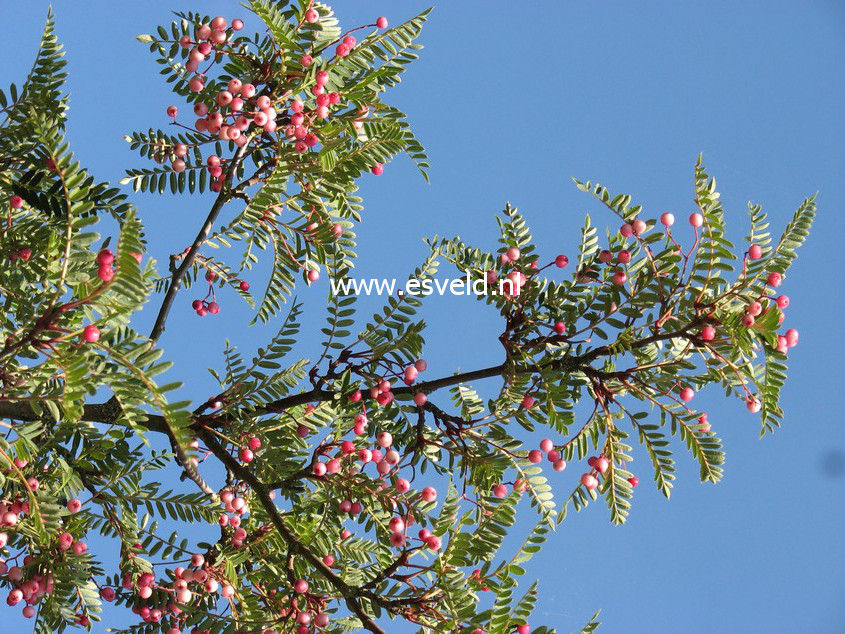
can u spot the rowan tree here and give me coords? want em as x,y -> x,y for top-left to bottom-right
0,2 -> 815,633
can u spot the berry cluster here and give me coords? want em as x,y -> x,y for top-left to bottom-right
161,12 -> 391,188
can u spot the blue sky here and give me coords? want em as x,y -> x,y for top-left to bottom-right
1,0 -> 844,632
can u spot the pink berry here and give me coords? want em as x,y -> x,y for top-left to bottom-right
553,321 -> 566,334
746,397 -> 762,413
413,392 -> 428,407
67,498 -> 82,513
748,244 -> 762,259
593,457 -> 609,474
632,219 -> 646,235
506,246 -> 521,261
376,16 -> 388,29
620,223 -> 634,238
628,476 -> 639,487
305,8 -> 319,23
528,450 -> 543,464
9,195 -> 23,209
82,325 -> 100,343
426,535 -> 442,550
617,249 -> 631,264
232,19 -> 244,31
776,295 -> 789,309
421,487 -> 437,503
679,387 -> 695,402
660,212 -> 675,227
539,438 -> 554,453
555,254 -> 569,268
767,272 -> 782,287
611,270 -> 627,285
553,459 -> 567,472
239,448 -> 254,463
701,326 -> 715,341
521,394 -> 535,409
300,54 -> 313,67
580,473 -> 598,490
689,213 -> 704,228
371,163 -> 384,176
492,484 -> 508,498
189,77 -> 204,93
785,328 -> 799,347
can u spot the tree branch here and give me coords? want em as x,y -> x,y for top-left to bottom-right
148,144 -> 248,343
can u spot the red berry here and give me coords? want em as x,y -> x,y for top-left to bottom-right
82,325 -> 100,343
98,264 -> 115,282
376,16 -> 388,29
748,244 -> 762,259
9,196 -> 22,209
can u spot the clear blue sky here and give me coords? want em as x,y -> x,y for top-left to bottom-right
2,1 -> 844,632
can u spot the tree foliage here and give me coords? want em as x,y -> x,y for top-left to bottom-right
0,3 -> 814,633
